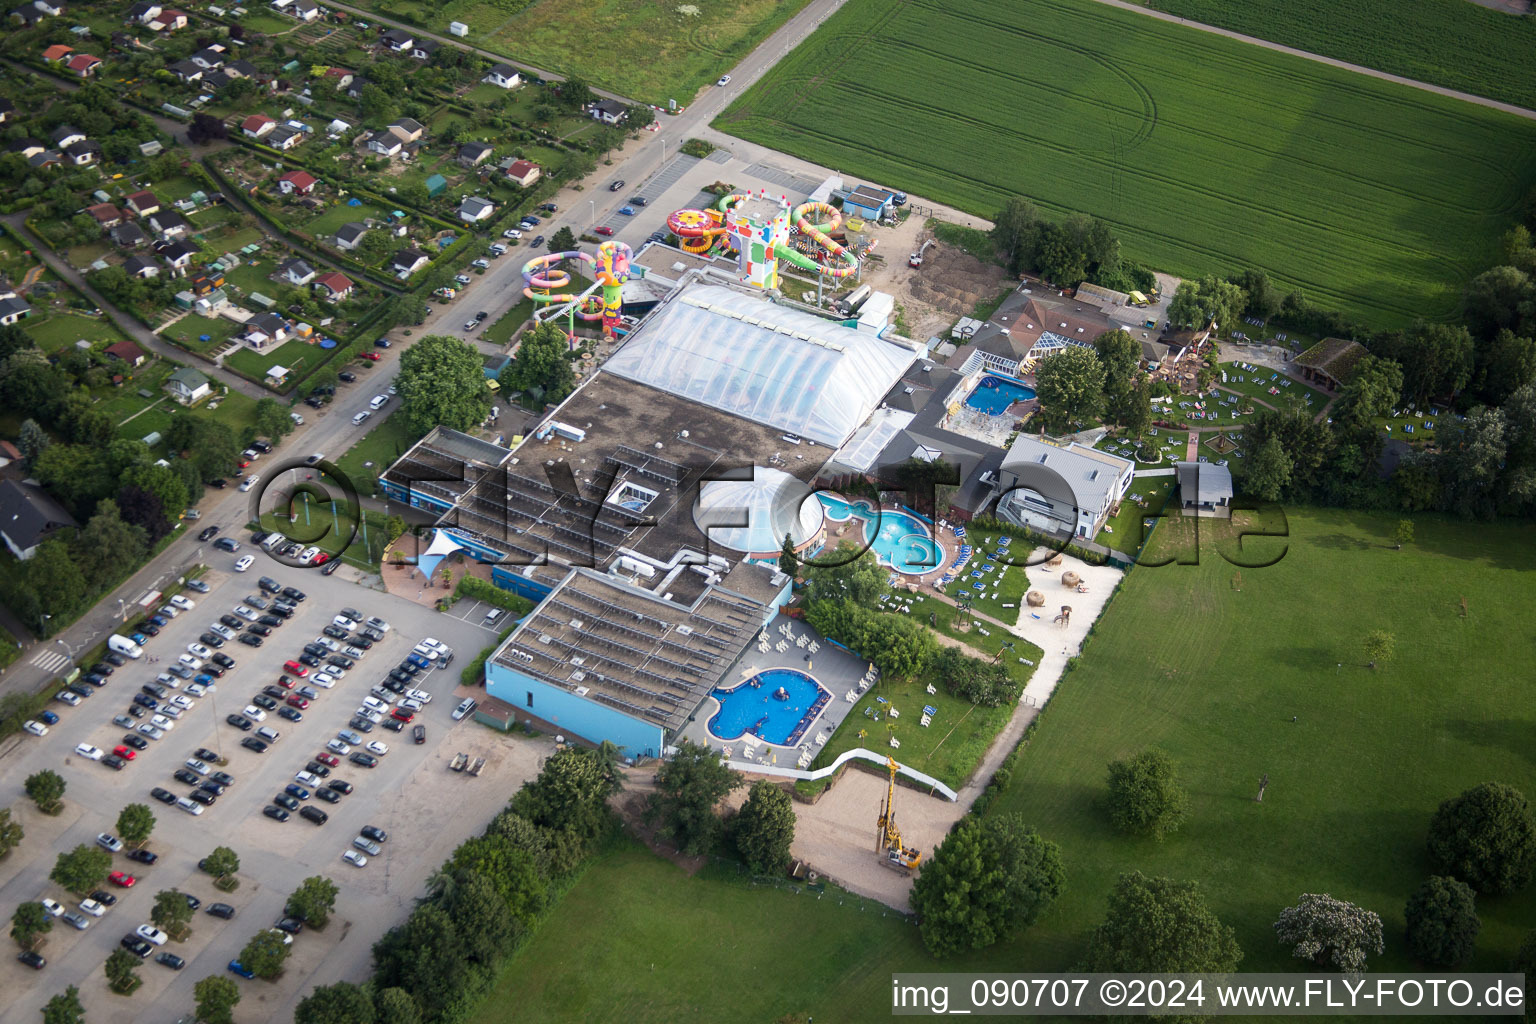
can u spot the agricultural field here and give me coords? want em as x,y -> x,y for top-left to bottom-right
1144,0 -> 1536,111
360,0 -> 812,103
718,0 -> 1536,326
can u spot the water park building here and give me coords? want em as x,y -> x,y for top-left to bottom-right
995,435 -> 1133,540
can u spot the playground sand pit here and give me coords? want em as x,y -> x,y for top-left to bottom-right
858,217 -> 1012,340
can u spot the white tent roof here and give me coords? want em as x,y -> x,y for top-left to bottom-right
693,467 -> 824,554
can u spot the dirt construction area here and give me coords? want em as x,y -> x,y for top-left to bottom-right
858,214 -> 1012,340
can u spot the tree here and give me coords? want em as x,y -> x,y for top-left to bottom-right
11,901 -> 51,951
1473,328 -> 1536,406
1120,376 -> 1153,440
801,543 -> 888,603
104,946 -> 143,994
1229,268 -> 1281,319
1463,265 -> 1535,340
371,905 -> 466,1020
1105,749 -> 1187,839
286,875 -> 340,929
549,225 -> 577,253
1393,519 -> 1414,550
253,397 -> 296,440
1083,871 -> 1242,973
1094,329 -> 1141,396
777,533 -> 799,579
25,541 -> 90,621
1168,276 -> 1246,330
1404,875 -> 1479,966
1244,435 -> 1292,502
508,745 -> 619,847
1426,782 -> 1536,895
1361,629 -> 1395,669
990,197 -> 1039,272
241,927 -> 291,979
296,981 -> 375,1024
1335,354 -> 1404,427
203,845 -> 239,881
647,740 -> 743,855
555,76 -> 595,110
152,888 -> 194,939
1033,345 -> 1105,430
187,112 -> 229,144
50,844 -> 112,896
116,803 -> 155,848
18,418 -> 49,469
40,986 -> 84,1024
0,806 -> 22,858
733,780 -> 796,876
194,975 -> 241,1024
397,334 -> 493,435
375,987 -> 423,1024
910,814 -> 1064,957
1439,406 -> 1509,518
1274,893 -> 1383,973
501,320 -> 576,406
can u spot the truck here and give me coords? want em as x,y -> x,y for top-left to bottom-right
449,752 -> 468,772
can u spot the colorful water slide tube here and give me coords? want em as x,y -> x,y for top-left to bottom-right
665,193 -> 747,253
778,201 -> 861,277
522,250 -> 602,320
592,240 -> 633,333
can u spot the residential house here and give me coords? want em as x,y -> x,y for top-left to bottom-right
268,0 -> 291,10
288,0 -> 318,19
482,63 -> 520,89
391,248 -> 430,277
1175,461 -> 1233,518
10,1 -> 58,26
26,150 -> 62,170
9,138 -> 44,159
995,434 -> 1133,540
126,252 -> 161,277
457,141 -> 492,168
457,196 -> 494,224
949,289 -> 1114,378
504,159 -> 540,188
1293,337 -> 1367,392
42,42 -> 72,61
278,257 -> 316,286
389,117 -> 424,142
154,238 -> 198,274
379,27 -> 412,51
334,221 -> 367,251
241,113 -> 276,139
30,0 -> 60,13
187,270 -> 223,294
588,98 -> 627,124
167,59 -> 202,83
109,222 -> 147,247
49,125 -> 85,148
366,128 -> 406,157
189,45 -> 224,69
0,479 -> 78,561
276,169 -> 317,194
147,209 -> 191,240
313,271 -> 353,301
146,8 -> 186,30
198,68 -> 232,90
267,124 -> 303,150
124,190 -> 160,216
65,53 -> 101,76
226,59 -> 258,79
342,76 -> 367,99
238,310 -> 290,352
125,0 -> 159,21
0,292 -> 32,325
86,202 -> 123,228
165,366 -> 211,404
105,339 -> 148,368
409,38 -> 437,60
0,97 -> 11,124
63,140 -> 99,166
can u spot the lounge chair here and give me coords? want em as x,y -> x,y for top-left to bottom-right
920,714 -> 932,727
889,737 -> 901,748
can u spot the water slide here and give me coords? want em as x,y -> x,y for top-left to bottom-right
665,193 -> 746,254
776,201 -> 860,278
521,240 -> 633,335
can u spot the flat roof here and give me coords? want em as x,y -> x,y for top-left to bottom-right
632,241 -> 725,280
380,425 -> 514,508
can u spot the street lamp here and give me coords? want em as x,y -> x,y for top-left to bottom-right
117,598 -> 126,622
588,199 -> 595,229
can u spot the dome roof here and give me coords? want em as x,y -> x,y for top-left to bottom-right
692,468 -> 824,554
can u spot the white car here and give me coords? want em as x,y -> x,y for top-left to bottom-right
178,654 -> 203,671
313,637 -> 340,652
360,696 -> 389,714
155,673 -> 180,688
369,394 -> 388,410
234,555 -> 255,573
78,899 -> 106,917
96,833 -> 123,853
298,547 -> 321,566
170,695 -> 195,710
326,739 -> 351,755
151,713 -> 176,731
176,798 -> 204,816
333,615 -> 358,631
343,645 -> 367,660
351,410 -> 371,426
238,475 -> 259,492
232,605 -> 258,621
343,850 -> 368,868
354,708 -> 382,724
716,74 -> 731,86
365,616 -> 391,633
40,898 -> 65,917
55,690 -> 82,706
398,698 -> 423,713
405,688 -> 432,705
170,594 -> 196,611
365,740 -> 389,756
209,624 -> 235,641
420,637 -> 451,656
294,770 -> 322,788
23,720 -> 48,736
136,924 -> 169,946
452,698 -> 477,721
158,706 -> 183,721
185,682 -> 208,697
502,228 -> 522,240
242,705 -> 267,722
184,758 -> 211,775
74,743 -> 104,761
187,642 -> 213,659
310,673 -> 337,689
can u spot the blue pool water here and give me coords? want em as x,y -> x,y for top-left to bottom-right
816,495 -> 942,575
965,375 -> 1036,415
709,669 -> 829,745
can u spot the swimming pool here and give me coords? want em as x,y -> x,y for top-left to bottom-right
816,495 -> 943,575
708,669 -> 829,746
965,375 -> 1036,415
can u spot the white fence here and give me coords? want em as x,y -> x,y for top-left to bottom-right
723,746 -> 958,801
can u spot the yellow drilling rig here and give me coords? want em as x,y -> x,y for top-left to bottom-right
876,756 -> 922,873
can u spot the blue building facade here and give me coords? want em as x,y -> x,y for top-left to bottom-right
485,660 -> 667,756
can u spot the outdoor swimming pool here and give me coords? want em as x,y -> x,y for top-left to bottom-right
965,375 -> 1036,415
817,495 -> 943,575
708,669 -> 829,746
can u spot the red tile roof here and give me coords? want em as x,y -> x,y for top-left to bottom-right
66,54 -> 102,72
241,114 -> 275,132
314,271 -> 353,294
278,170 -> 317,191
42,44 -> 73,61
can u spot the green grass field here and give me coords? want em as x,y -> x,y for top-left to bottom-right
1144,0 -> 1536,111
24,312 -> 131,353
718,0 -> 1536,325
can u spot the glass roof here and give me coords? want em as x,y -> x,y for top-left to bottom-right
604,286 -> 916,446
693,468 -> 825,554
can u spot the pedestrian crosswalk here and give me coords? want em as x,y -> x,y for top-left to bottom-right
30,649 -> 71,673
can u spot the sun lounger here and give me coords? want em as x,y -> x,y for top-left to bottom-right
888,708 -> 900,719
926,682 -> 936,694
889,737 -> 901,748
920,715 -> 931,727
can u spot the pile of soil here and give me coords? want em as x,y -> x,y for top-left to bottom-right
906,244 -> 1011,316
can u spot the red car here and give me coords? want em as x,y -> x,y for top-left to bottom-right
112,745 -> 136,761
360,352 -> 381,362
312,553 -> 329,565
276,675 -> 296,690
108,871 -> 136,888
315,752 -> 339,767
390,707 -> 414,723
594,226 -> 614,236
283,660 -> 309,677
286,696 -> 309,710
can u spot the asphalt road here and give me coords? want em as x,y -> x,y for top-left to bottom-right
0,559 -> 538,1023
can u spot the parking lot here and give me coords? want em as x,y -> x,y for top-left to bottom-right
0,556 -> 542,1023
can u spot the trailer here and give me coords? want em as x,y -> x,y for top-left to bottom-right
449,752 -> 468,772
468,757 -> 486,777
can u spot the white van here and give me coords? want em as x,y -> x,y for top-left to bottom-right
107,634 -> 144,659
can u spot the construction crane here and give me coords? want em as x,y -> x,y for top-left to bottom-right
876,756 -> 922,872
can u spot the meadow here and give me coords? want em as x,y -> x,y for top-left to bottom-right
717,0 -> 1536,325
1144,0 -> 1536,111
